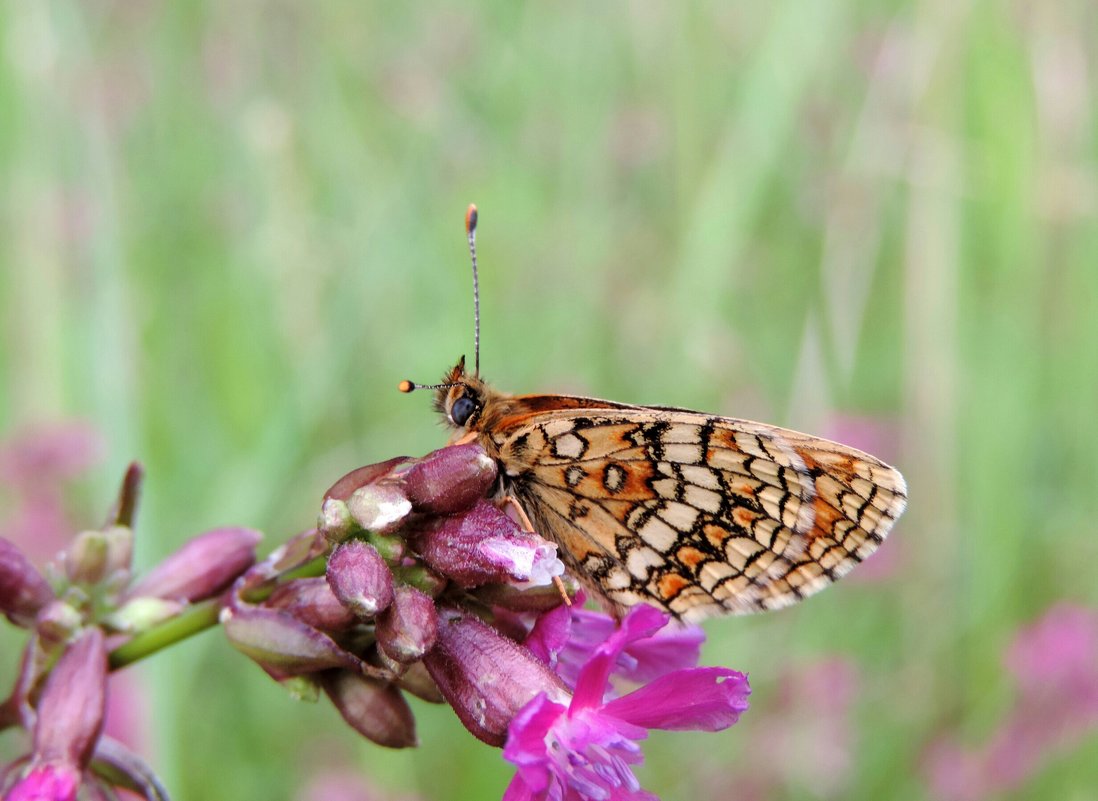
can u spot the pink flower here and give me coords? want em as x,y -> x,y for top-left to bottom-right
503,605 -> 750,801
0,422 -> 105,563
525,592 -> 704,689
923,603 -> 1098,800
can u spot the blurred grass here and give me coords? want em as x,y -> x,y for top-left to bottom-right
2,1 -> 1097,799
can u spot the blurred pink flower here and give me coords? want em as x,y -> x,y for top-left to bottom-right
924,603 -> 1098,800
0,422 -> 106,562
706,657 -> 859,801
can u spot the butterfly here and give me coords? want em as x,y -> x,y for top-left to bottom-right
401,206 -> 907,623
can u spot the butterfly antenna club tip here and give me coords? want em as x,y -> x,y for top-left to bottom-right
465,204 -> 478,235
399,379 -> 460,393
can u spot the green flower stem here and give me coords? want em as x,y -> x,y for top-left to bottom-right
107,556 -> 327,670
108,601 -> 220,669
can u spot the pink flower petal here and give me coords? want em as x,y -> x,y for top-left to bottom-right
524,601 -> 573,666
571,605 -> 667,710
603,667 -> 750,732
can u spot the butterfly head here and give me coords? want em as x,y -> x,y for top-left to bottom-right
399,355 -> 494,434
435,356 -> 485,430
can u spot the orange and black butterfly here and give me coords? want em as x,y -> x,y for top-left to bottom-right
401,206 -> 907,623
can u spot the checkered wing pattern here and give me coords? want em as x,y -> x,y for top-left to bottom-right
492,408 -> 907,622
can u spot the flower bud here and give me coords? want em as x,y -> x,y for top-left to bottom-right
103,597 -> 185,633
326,541 -> 394,618
221,606 -> 362,676
1,537 -> 55,627
318,498 -> 354,542
323,457 -> 409,502
346,483 -> 412,534
63,526 -> 132,587
321,670 -> 417,748
128,527 -> 262,603
33,627 -> 107,769
376,586 -> 438,664
107,461 -> 143,528
265,578 -> 357,632
264,529 -> 328,576
35,600 -> 84,648
423,606 -> 570,746
414,500 -> 563,588
400,443 -> 497,515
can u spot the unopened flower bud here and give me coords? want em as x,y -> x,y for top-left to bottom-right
266,578 -> 357,632
264,529 -> 328,576
33,627 -> 107,769
64,526 -> 132,586
423,606 -> 570,746
326,541 -> 394,618
1,537 -> 55,627
323,457 -> 409,502
376,586 -> 438,664
36,600 -> 84,648
414,500 -> 564,588
318,498 -> 354,542
400,443 -> 498,515
346,483 -> 412,534
221,606 -> 363,675
102,597 -> 185,633
107,461 -> 144,528
128,527 -> 262,603
321,670 -> 417,748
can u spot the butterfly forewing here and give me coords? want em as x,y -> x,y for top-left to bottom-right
487,405 -> 907,622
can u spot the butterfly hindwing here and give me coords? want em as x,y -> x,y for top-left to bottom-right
489,406 -> 907,622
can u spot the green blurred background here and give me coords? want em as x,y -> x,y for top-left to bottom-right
2,1 -> 1097,799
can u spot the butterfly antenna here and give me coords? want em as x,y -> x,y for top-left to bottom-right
466,204 -> 481,376
398,379 -> 459,393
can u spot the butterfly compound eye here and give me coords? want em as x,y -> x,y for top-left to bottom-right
450,396 -> 477,427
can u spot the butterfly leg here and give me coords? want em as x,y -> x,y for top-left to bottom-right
502,495 -> 572,607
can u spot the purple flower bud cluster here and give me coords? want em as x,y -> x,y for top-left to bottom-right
223,443 -> 751,800
221,443 -> 570,751
1,463 -> 261,800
